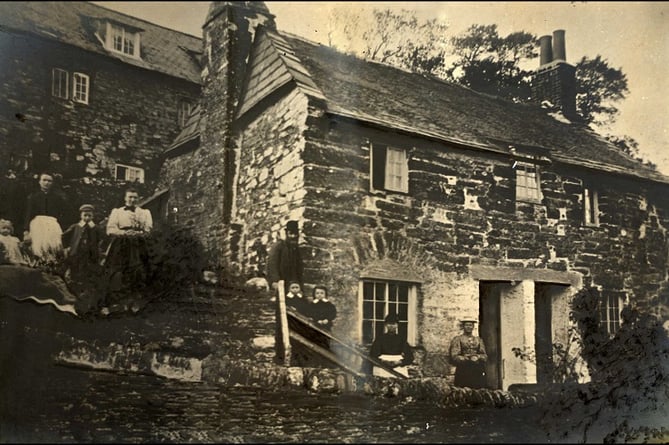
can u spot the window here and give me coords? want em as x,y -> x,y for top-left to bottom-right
115,163 -> 145,183
515,162 -> 542,203
177,100 -> 193,128
360,280 -> 417,345
51,68 -> 68,99
106,23 -> 140,58
371,144 -> 409,193
72,73 -> 89,104
584,186 -> 599,226
599,292 -> 623,335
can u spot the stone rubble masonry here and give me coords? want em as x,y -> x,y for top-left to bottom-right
0,29 -> 200,213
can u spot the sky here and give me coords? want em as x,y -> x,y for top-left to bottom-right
92,1 -> 669,175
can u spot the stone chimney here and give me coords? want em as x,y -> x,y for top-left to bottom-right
531,29 -> 577,119
198,2 -> 275,267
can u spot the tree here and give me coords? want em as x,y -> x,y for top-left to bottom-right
328,7 -> 449,77
575,55 -> 629,125
447,24 -> 538,102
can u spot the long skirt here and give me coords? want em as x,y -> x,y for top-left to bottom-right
454,361 -> 487,388
103,236 -> 150,303
29,216 -> 63,261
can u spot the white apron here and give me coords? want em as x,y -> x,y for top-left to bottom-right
29,215 -> 63,260
372,354 -> 410,378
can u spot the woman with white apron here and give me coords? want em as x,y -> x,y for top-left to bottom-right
23,173 -> 66,264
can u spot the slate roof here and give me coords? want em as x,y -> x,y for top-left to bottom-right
168,26 -> 668,185
0,1 -> 202,84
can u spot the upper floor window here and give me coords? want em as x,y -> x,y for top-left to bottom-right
177,100 -> 193,128
72,73 -> 89,104
583,186 -> 599,226
51,68 -> 69,99
371,144 -> 409,193
106,23 -> 141,58
599,292 -> 623,336
51,69 -> 89,104
515,162 -> 542,203
115,163 -> 145,183
360,279 -> 417,346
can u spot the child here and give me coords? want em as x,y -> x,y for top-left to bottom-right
0,219 -> 28,265
308,285 -> 337,330
61,204 -> 102,293
285,281 -> 306,314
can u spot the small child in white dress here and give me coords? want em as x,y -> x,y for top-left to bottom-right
0,219 -> 28,265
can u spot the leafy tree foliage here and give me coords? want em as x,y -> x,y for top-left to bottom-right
328,7 -> 449,76
575,55 -> 629,125
447,24 -> 537,102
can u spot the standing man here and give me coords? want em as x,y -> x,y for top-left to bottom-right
104,187 -> 152,312
267,220 -> 303,298
23,172 -> 67,264
449,318 -> 488,389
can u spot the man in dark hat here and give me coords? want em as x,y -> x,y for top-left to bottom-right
449,318 -> 488,388
369,312 -> 414,377
267,220 -> 303,298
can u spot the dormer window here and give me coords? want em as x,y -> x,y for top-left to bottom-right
104,22 -> 141,58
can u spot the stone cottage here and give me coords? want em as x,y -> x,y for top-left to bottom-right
158,2 -> 669,389
0,1 -> 201,227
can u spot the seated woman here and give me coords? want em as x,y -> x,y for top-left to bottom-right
370,312 -> 413,378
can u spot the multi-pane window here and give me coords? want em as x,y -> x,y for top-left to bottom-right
371,144 -> 409,193
599,292 -> 623,335
115,163 -> 145,183
51,69 -> 89,104
51,68 -> 69,99
584,186 -> 599,226
177,100 -> 193,128
361,280 -> 417,345
107,23 -> 140,58
515,162 -> 542,203
72,73 -> 89,104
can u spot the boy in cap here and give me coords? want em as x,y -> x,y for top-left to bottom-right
449,318 -> 488,388
62,204 -> 103,296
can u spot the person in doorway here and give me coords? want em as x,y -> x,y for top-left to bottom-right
449,318 -> 488,389
103,188 -> 153,313
370,312 -> 414,378
23,172 -> 67,265
266,220 -> 303,301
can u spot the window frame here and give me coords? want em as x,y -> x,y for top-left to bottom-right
583,185 -> 600,227
515,162 -> 543,203
114,163 -> 145,184
177,99 -> 193,128
72,72 -> 90,105
599,292 -> 623,336
370,143 -> 409,193
51,68 -> 69,99
358,279 -> 418,346
106,22 -> 141,58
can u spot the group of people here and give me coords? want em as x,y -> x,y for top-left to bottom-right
0,172 -> 153,314
265,219 -> 489,387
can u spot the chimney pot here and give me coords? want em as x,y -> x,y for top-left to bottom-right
539,35 -> 553,66
552,30 -> 566,61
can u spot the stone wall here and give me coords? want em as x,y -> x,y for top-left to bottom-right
232,111 -> 669,377
0,30 -> 200,224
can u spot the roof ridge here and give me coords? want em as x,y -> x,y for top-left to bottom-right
87,1 -> 202,41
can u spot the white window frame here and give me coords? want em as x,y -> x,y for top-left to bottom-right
584,186 -> 599,226
106,23 -> 141,58
51,68 -> 69,99
177,100 -> 193,128
370,143 -> 409,193
72,72 -> 89,104
358,279 -> 417,346
515,162 -> 542,203
115,163 -> 145,184
599,292 -> 623,336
